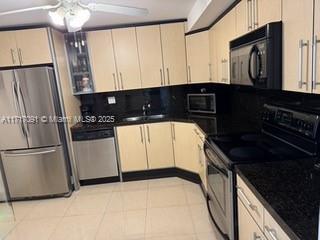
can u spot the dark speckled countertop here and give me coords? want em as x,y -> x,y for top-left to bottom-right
236,159 -> 320,240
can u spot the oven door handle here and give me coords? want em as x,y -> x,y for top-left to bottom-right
205,149 -> 228,177
206,194 -> 230,240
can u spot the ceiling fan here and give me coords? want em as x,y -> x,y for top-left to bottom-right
0,0 -> 149,32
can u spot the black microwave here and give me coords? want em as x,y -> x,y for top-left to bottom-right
187,94 -> 216,114
230,22 -> 282,89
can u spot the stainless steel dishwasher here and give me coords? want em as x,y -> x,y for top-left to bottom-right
72,128 -> 120,184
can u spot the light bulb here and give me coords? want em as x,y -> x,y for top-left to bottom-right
48,9 -> 64,26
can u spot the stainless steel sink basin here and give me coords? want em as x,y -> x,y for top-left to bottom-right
122,114 -> 167,122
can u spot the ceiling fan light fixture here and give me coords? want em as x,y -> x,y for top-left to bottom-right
48,8 -> 65,26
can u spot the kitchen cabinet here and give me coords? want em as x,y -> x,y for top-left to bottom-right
172,122 -> 198,173
87,30 -> 118,92
0,31 -> 19,67
186,31 -> 211,83
282,0 -> 314,93
145,122 -> 175,169
312,0 -> 320,94
160,22 -> 188,86
0,28 -> 52,67
235,0 -> 282,37
238,197 -> 266,240
112,27 -> 141,90
209,25 -> 218,82
264,209 -> 290,240
136,25 -> 164,88
116,124 -> 148,172
215,9 -> 236,84
194,127 -> 207,190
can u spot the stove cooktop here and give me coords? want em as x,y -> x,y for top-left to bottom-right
207,132 -> 311,165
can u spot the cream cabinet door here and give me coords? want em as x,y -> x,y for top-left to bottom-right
145,122 -> 175,169
235,0 -> 250,37
194,127 -> 206,190
238,198 -> 266,240
209,26 -> 218,82
0,31 -> 19,67
282,0 -> 313,93
116,125 -> 148,172
15,28 -> 52,66
87,30 -> 118,92
256,0 -> 282,29
112,27 -> 141,90
172,122 -> 198,173
136,25 -> 164,88
160,23 -> 188,86
186,31 -> 211,83
312,0 -> 320,94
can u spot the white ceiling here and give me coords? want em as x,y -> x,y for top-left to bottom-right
0,0 -> 235,31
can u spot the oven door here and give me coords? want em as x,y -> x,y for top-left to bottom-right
205,146 -> 232,240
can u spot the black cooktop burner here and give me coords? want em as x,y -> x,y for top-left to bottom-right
229,147 -> 265,161
241,134 -> 263,142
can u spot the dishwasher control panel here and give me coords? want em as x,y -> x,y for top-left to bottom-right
72,128 -> 114,141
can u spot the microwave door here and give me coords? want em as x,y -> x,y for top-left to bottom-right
231,55 -> 240,84
0,70 -> 28,150
15,68 -> 61,148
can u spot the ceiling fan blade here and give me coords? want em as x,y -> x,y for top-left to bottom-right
0,3 -> 61,16
84,3 -> 149,17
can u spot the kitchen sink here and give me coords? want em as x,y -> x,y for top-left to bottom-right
122,114 -> 167,122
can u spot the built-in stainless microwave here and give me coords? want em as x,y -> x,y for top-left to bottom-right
230,22 -> 282,89
187,94 -> 216,114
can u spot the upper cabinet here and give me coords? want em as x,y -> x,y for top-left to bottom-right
136,25 -> 164,88
160,23 -> 188,86
186,31 -> 211,84
312,0 -> 320,94
87,30 -> 118,92
112,27 -> 142,91
0,28 -> 52,67
235,0 -> 282,37
282,0 -> 314,93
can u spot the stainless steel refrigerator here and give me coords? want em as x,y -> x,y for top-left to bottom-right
0,67 -> 70,199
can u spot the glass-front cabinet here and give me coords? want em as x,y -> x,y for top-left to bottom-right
65,32 -> 94,95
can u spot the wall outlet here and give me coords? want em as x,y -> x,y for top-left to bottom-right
107,96 -> 116,104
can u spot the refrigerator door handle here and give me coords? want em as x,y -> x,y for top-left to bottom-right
3,148 -> 56,157
16,80 -> 29,136
11,80 -> 27,138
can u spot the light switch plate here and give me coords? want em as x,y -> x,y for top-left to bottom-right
107,96 -> 116,104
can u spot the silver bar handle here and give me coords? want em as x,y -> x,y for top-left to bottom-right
247,0 -> 253,31
253,232 -> 262,240
17,80 -> 29,136
253,0 -> 258,28
209,63 -> 212,81
112,73 -> 117,90
198,144 -> 202,165
18,48 -> 23,65
160,69 -> 164,86
4,149 -> 56,157
139,126 -> 144,143
11,81 -> 26,137
119,72 -> 124,89
298,40 -> 309,89
147,125 -> 150,143
10,49 -> 16,64
265,226 -> 279,240
188,66 -> 191,83
172,123 -> 176,140
237,187 -> 258,211
312,35 -> 320,90
167,68 -> 170,85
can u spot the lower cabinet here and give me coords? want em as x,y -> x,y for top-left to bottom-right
116,122 -> 174,172
172,122 -> 199,173
116,124 -> 148,172
238,197 -> 266,240
194,127 -> 207,190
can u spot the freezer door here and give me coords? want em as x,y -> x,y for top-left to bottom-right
0,70 -> 28,150
15,67 -> 61,148
1,146 -> 70,199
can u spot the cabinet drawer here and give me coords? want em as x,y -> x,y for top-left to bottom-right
237,175 -> 264,229
264,209 -> 290,240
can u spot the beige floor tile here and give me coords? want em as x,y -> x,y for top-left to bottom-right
25,196 -> 74,220
106,190 -> 147,212
189,204 -> 213,234
147,186 -> 187,208
0,203 -> 15,222
49,214 -> 103,240
11,201 -> 38,221
146,206 -> 195,237
95,210 -> 146,240
195,231 -> 218,240
0,221 -> 17,239
65,193 -> 111,216
183,184 -> 205,205
5,217 -> 61,240
113,181 -> 149,192
76,183 -> 119,196
148,177 -> 186,189
146,235 -> 196,240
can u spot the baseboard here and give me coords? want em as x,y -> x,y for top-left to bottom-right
80,176 -> 120,186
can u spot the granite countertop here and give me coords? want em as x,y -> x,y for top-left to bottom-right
70,113 -> 258,137
236,159 -> 320,240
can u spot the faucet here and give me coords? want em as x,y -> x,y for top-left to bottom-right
142,102 -> 151,116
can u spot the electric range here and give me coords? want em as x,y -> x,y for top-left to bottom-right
204,104 -> 320,240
